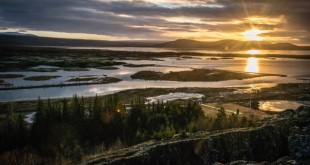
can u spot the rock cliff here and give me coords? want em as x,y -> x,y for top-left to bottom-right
82,107 -> 310,165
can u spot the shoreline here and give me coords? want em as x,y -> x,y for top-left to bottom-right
0,77 -> 121,90
1,83 -> 309,112
1,46 -> 310,59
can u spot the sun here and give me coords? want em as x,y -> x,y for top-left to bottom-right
244,29 -> 263,41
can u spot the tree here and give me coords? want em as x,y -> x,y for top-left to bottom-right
212,107 -> 227,130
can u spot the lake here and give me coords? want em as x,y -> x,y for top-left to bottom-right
0,48 -> 310,102
259,100 -> 310,112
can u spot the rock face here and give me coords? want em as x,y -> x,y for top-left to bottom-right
288,107 -> 310,160
83,107 -> 310,165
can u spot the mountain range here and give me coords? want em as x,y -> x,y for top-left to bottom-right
1,33 -> 309,50
156,39 -> 309,50
0,33 -> 159,47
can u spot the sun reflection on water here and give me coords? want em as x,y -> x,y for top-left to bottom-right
245,57 -> 259,73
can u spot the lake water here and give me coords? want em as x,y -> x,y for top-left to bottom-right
259,100 -> 310,112
145,93 -> 204,104
24,112 -> 36,123
0,49 -> 310,102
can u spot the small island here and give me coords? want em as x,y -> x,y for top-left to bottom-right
61,67 -> 90,71
66,76 -> 120,84
23,75 -> 61,81
0,74 -> 25,79
131,69 -> 285,82
96,66 -> 119,70
27,68 -> 60,72
123,63 -> 156,67
1,76 -> 121,90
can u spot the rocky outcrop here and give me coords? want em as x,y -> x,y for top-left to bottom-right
82,107 -> 310,165
288,108 -> 310,160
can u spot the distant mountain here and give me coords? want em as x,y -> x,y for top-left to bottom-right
156,39 -> 310,50
0,34 -> 161,47
0,32 -> 38,37
0,35 -> 309,50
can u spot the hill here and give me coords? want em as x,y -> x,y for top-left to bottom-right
0,34 -> 309,50
0,32 -> 38,37
0,34 -> 160,47
156,39 -> 310,50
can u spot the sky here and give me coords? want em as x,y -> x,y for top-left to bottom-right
0,0 -> 310,44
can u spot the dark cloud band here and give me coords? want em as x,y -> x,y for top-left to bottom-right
0,0 -> 309,43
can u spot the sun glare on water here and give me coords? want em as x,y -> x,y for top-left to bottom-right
245,57 -> 259,73
244,29 -> 263,41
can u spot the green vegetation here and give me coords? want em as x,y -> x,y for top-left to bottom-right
23,76 -> 61,81
1,83 -> 309,114
85,106 -> 310,165
131,69 -> 283,81
0,95 -> 255,164
0,74 -> 24,79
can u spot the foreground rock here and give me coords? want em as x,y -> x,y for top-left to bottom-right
82,106 -> 310,165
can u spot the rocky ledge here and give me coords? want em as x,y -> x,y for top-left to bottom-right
82,106 -> 310,165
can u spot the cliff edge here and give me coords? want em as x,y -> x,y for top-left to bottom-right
82,107 -> 310,165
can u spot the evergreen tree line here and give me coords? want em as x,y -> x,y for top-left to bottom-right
0,95 -> 255,164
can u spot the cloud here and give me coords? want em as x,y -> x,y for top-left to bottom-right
0,0 -> 309,43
